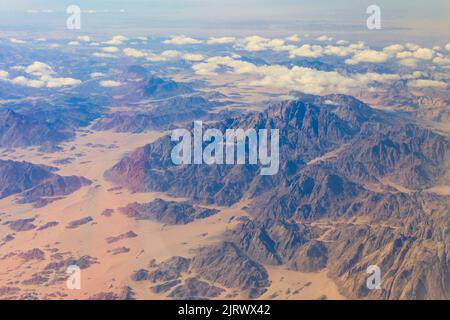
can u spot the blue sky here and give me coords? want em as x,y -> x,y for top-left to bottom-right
0,0 -> 448,45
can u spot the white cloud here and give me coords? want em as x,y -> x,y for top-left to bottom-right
10,38 -> 26,44
408,79 -> 447,88
445,43 -> 450,51
396,48 -> 434,62
412,48 -> 434,60
122,48 -> 205,63
0,62 -> 80,89
346,49 -> 389,64
164,35 -> 202,45
102,46 -> 120,53
316,35 -> 333,42
9,76 -> 46,88
99,80 -> 123,87
405,43 -> 420,51
336,40 -> 349,46
433,56 -> 450,65
68,41 -> 80,46
90,72 -> 104,78
238,36 -> 289,52
289,44 -> 323,58
398,58 -> 419,67
286,34 -> 301,42
43,76 -> 82,88
93,52 -> 117,59
192,56 -> 399,95
0,70 -> 9,79
348,42 -> 366,50
207,37 -> 236,44
104,35 -> 128,45
123,48 -> 147,58
383,44 -> 404,54
25,61 -> 54,76
323,45 -> 353,57
182,53 -> 205,61
401,71 -> 424,80
77,35 -> 91,42
161,50 -> 182,59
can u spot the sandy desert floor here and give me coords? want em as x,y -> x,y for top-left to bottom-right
0,127 -> 344,300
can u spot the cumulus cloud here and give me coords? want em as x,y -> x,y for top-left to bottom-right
161,50 -> 182,59
289,44 -> 323,58
68,41 -> 80,46
286,34 -> 301,42
237,36 -> 290,52
25,62 -> 54,76
323,45 -> 353,57
412,48 -> 434,60
93,52 -> 117,59
90,72 -> 104,78
10,38 -> 26,44
122,48 -> 204,62
446,43 -> 450,51
44,76 -> 82,88
102,46 -> 120,53
408,79 -> 447,88
405,43 -> 420,51
207,37 -> 236,44
123,48 -> 147,58
164,35 -> 202,45
336,40 -> 349,46
182,53 -> 205,61
345,49 -> 389,64
398,58 -> 419,67
398,48 -> 434,60
0,70 -> 9,79
77,35 -> 91,42
383,44 -> 404,54
104,35 -> 128,45
9,76 -> 45,88
99,80 -> 123,87
192,56 -> 400,95
433,56 -> 450,65
316,35 -> 333,42
0,62 -> 81,89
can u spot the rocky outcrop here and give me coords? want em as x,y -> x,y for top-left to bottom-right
168,277 -> 224,299
0,160 -> 91,206
120,199 -> 219,225
106,94 -> 449,300
191,242 -> 270,298
0,110 -> 72,149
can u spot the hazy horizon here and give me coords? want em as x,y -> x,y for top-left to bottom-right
0,0 -> 449,45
